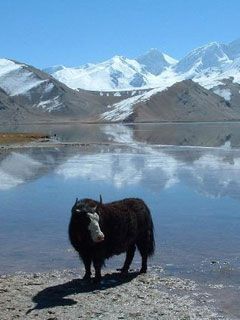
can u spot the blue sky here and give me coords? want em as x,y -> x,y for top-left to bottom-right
1,0 -> 240,68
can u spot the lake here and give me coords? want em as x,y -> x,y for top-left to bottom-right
1,123 -> 240,316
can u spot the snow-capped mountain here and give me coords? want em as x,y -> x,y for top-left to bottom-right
0,59 -> 49,98
44,39 -> 240,96
45,55 -> 156,90
0,58 -> 87,117
45,50 -> 176,90
0,58 -> 68,113
0,58 -> 122,124
136,48 -> 177,75
174,42 -> 231,74
1,38 -> 240,124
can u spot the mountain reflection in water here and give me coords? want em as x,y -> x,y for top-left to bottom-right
1,144 -> 240,202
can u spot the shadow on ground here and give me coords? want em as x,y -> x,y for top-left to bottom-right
27,271 -> 139,314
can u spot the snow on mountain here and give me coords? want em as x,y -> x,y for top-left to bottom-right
44,39 -> 240,95
101,87 -> 161,121
212,88 -> 232,101
0,59 -> 67,112
225,57 -> 240,83
174,42 -> 231,74
48,55 -> 154,90
101,79 -> 239,122
0,59 -> 45,96
166,41 -> 240,102
162,53 -> 178,65
0,58 -> 110,118
45,50 -> 177,91
210,77 -> 240,111
190,55 -> 240,93
136,48 -> 177,75
43,46 -> 238,120
1,38 -> 240,123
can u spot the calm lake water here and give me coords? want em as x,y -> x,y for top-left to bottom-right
1,123 -> 240,316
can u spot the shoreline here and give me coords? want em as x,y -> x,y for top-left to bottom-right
1,137 -> 240,152
1,120 -> 240,127
0,267 -> 228,320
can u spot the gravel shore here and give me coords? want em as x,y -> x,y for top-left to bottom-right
0,268 -> 228,320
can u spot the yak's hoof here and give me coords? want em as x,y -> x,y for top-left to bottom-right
140,268 -> 147,274
120,269 -> 129,277
93,277 -> 102,284
82,274 -> 91,281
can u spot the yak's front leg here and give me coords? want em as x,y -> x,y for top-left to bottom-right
81,254 -> 92,280
93,257 -> 104,283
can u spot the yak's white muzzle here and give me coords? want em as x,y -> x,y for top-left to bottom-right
87,212 -> 105,243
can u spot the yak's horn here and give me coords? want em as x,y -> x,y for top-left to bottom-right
99,194 -> 103,204
75,197 -> 78,204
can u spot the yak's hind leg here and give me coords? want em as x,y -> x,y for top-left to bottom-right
81,254 -> 92,280
120,244 -> 136,275
136,241 -> 148,273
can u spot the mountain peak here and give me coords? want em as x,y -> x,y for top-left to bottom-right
146,48 -> 162,55
175,41 -> 231,74
190,41 -> 225,55
110,55 -> 127,62
136,49 -> 176,75
227,38 -> 240,59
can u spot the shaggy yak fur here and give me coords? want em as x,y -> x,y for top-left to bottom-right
69,197 -> 155,282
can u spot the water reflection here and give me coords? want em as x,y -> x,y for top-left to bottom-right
2,145 -> 240,201
0,136 -> 240,283
56,153 -> 179,190
0,152 -> 42,190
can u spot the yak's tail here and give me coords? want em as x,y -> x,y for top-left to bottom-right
148,215 -> 155,256
145,204 -> 155,256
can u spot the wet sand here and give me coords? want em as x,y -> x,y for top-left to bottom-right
0,268 -> 227,320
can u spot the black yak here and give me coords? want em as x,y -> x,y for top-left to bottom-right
69,196 -> 155,282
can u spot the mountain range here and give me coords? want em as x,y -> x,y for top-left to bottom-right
44,39 -> 240,92
0,38 -> 240,124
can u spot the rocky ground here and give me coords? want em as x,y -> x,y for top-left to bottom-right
0,268 -> 229,320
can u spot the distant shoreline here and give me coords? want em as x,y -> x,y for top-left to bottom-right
1,120 -> 240,127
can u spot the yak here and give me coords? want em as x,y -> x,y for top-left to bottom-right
69,196 -> 155,282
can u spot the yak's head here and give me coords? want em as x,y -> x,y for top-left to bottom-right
71,196 -> 105,243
